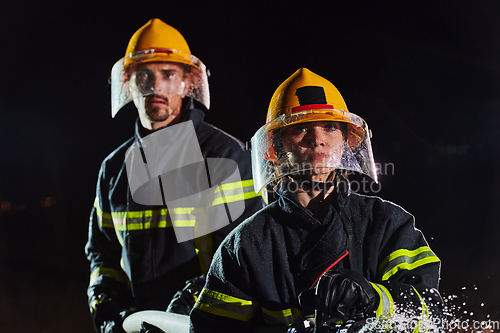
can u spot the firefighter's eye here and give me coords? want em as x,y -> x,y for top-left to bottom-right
323,123 -> 338,131
290,125 -> 307,134
135,70 -> 151,83
161,70 -> 178,80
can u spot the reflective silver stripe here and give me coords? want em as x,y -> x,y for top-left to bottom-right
194,288 -> 259,322
378,246 -> 440,280
371,282 -> 394,317
261,307 -> 301,325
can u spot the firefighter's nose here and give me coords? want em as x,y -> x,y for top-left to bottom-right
307,128 -> 327,148
152,76 -> 163,92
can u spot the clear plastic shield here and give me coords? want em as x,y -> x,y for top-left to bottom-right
250,110 -> 377,193
111,49 -> 210,117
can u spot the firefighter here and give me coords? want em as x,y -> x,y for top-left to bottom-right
85,18 -> 264,333
189,68 -> 444,332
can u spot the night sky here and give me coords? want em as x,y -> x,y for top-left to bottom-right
1,2 -> 499,331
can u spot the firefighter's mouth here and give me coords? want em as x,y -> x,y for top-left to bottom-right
145,95 -> 168,105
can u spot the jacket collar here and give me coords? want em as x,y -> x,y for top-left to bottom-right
276,176 -> 350,205
275,177 -> 351,227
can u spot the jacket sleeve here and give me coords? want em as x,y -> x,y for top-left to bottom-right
195,147 -> 265,274
190,231 -> 262,333
370,210 -> 443,325
85,160 -> 133,318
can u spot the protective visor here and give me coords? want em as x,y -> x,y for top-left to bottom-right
111,48 -> 210,117
250,109 -> 378,193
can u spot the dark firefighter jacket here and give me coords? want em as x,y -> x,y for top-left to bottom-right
85,100 -> 265,312
190,180 -> 443,333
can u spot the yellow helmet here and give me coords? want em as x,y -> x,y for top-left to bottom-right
110,18 -> 210,117
250,68 -> 377,193
266,68 -> 357,133
123,18 -> 197,69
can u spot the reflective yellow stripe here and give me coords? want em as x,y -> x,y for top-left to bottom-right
214,180 -> 255,193
379,246 -> 440,280
410,286 -> 429,333
261,307 -> 301,325
211,190 -> 262,206
94,198 -> 124,244
412,286 -> 428,318
195,234 -> 213,274
379,246 -> 435,268
370,282 -> 394,317
94,180 -> 262,231
110,207 -> 199,219
382,257 -> 441,281
194,288 -> 258,322
89,267 -> 129,310
211,180 -> 262,206
94,198 -> 114,228
90,298 -> 99,311
95,200 -> 204,231
89,266 -> 129,286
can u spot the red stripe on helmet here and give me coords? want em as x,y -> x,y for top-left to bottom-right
291,104 -> 334,113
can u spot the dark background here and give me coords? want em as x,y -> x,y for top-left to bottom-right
1,1 -> 499,332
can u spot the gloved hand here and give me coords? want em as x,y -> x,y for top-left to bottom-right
91,293 -> 134,333
287,318 -> 316,333
166,275 -> 206,315
299,268 -> 378,322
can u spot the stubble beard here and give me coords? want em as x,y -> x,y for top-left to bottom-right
146,106 -> 172,123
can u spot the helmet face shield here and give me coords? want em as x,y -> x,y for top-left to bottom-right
250,110 -> 377,193
111,49 -> 210,117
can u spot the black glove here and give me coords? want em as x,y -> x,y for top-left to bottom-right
91,293 -> 134,333
299,268 -> 378,322
287,318 -> 316,333
166,275 -> 206,315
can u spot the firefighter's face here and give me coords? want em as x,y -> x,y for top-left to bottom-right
131,62 -> 187,128
281,121 -> 344,178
